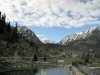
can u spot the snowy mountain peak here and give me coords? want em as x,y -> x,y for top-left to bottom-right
41,38 -> 56,44
59,27 -> 98,45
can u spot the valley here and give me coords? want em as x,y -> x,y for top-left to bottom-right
0,12 -> 100,75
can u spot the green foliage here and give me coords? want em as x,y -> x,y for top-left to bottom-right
89,63 -> 100,67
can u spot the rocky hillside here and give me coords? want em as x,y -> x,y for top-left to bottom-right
59,27 -> 98,45
18,26 -> 42,45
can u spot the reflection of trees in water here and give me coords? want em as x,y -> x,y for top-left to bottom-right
40,68 -> 47,75
33,67 -> 39,74
0,66 -> 70,75
0,68 -> 39,75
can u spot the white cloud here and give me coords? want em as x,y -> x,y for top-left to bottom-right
0,0 -> 100,28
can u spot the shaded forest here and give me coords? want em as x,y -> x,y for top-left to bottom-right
0,12 -> 38,57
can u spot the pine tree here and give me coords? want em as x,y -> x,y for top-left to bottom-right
0,11 -> 1,20
33,54 -> 38,62
12,23 -> 18,42
7,22 -> 11,33
15,23 -> 18,42
4,22 -> 12,42
0,12 -> 6,34
1,13 -> 6,33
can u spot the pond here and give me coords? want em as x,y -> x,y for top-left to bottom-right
0,67 -> 70,75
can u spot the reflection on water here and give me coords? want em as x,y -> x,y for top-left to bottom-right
0,67 -> 70,75
91,68 -> 100,75
36,68 -> 70,75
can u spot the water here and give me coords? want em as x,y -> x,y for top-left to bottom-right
0,67 -> 70,75
91,68 -> 100,75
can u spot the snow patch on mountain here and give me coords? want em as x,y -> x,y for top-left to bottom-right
41,37 -> 56,44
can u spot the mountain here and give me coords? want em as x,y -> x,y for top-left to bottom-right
59,27 -> 100,51
18,26 -> 42,45
41,38 -> 56,44
59,27 -> 97,45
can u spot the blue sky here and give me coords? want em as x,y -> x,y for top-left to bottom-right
0,0 -> 100,42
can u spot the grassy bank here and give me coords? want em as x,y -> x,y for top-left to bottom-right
89,63 -> 100,67
45,57 -> 83,64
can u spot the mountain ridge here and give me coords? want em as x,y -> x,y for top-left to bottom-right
59,27 -> 99,45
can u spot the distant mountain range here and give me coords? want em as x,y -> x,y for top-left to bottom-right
18,26 -> 100,51
18,26 -> 100,52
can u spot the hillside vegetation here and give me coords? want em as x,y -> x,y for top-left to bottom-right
0,12 -> 38,57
